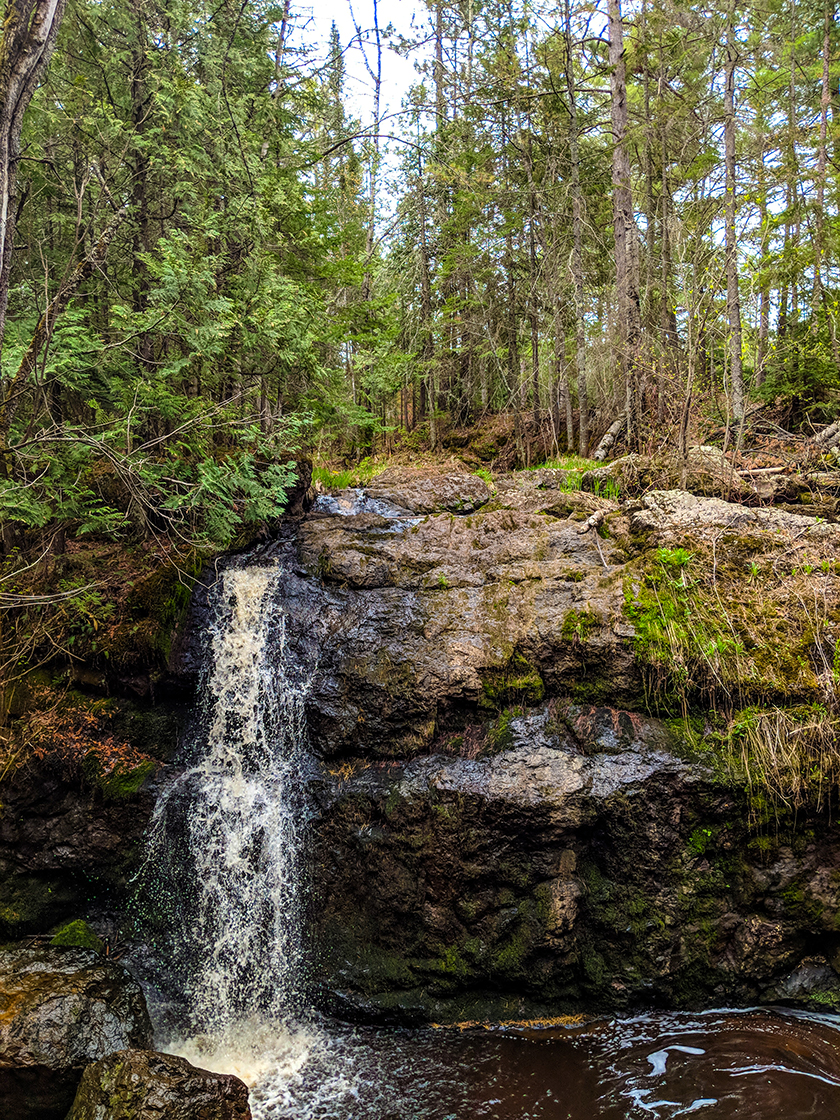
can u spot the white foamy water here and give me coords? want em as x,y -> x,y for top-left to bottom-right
141,566 -> 313,1061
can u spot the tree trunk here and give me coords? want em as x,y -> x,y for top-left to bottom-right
723,11 -> 745,420
0,0 -> 68,367
565,0 -> 588,455
607,0 -> 642,444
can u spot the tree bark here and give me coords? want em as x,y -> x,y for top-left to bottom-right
723,11 -> 745,420
607,0 -> 642,444
0,0 -> 68,365
564,0 -> 588,456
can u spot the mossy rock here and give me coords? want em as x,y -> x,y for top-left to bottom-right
0,874 -> 80,937
479,653 -> 544,711
50,919 -> 104,953
107,554 -> 204,670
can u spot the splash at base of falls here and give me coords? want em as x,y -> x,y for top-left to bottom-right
165,1007 -> 840,1120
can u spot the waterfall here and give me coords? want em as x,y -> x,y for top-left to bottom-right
139,563 -> 312,1044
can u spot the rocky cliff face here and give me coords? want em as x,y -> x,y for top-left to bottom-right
310,701 -> 840,1022
277,467 -> 840,1022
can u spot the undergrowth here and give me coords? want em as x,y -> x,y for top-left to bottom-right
721,704 -> 840,817
527,455 -> 600,471
625,536 -> 840,813
2,684 -> 158,798
311,457 -> 391,490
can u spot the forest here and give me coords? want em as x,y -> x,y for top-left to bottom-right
0,0 -> 838,571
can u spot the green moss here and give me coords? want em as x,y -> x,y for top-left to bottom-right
479,653 -> 544,711
561,608 -> 601,643
687,826 -> 716,856
484,706 -> 524,753
384,786 -> 402,817
580,944 -> 607,987
429,945 -> 471,980
93,759 -> 156,801
50,918 -> 104,953
0,875 -> 79,936
110,553 -> 204,668
780,882 -> 824,925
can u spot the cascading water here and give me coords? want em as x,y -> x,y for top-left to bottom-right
137,563 -> 313,1067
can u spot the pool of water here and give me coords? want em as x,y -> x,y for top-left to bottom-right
168,1006 -> 840,1119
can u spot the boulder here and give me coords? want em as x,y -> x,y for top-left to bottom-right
290,499 -> 635,757
364,466 -> 491,514
65,1049 -> 251,1120
0,947 -> 152,1120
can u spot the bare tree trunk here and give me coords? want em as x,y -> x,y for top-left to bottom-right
723,10 -> 745,420
814,0 -> 840,368
564,0 -> 588,455
0,0 -> 68,368
756,135 -> 769,387
607,0 -> 641,445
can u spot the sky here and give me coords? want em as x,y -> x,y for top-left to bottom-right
293,0 -> 425,122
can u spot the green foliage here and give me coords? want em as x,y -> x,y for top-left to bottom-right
312,457 -> 389,491
480,654 -> 544,710
561,608 -> 601,643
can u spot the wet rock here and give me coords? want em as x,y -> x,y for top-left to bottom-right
292,500 -> 635,757
0,761 -> 154,937
364,466 -> 491,514
66,1049 -> 251,1120
309,701 -> 840,1022
770,957 -> 840,1006
0,947 -> 152,1120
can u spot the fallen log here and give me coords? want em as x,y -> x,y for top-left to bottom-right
593,418 -> 624,462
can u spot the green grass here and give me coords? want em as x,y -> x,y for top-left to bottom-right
312,457 -> 389,491
525,455 -> 600,471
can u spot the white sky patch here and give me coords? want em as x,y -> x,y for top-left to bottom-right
292,0 -> 423,122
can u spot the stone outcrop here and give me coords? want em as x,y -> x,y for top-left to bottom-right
364,466 -> 491,514
270,467 -> 840,758
66,1050 -> 251,1120
310,700 -> 840,1022
279,479 -> 633,758
0,760 -> 156,939
288,467 -> 840,1022
0,948 -> 152,1119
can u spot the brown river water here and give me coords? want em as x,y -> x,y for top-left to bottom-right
169,1006 -> 840,1119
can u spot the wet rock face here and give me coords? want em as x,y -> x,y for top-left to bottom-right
66,1050 -> 251,1120
0,763 -> 155,938
277,471 -> 634,759
273,467 -> 840,1021
309,704 -> 840,1022
0,947 -> 152,1120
